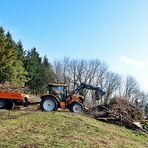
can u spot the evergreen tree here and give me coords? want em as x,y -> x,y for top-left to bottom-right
24,48 -> 45,94
42,56 -> 55,89
0,29 -> 17,82
24,49 -> 55,94
10,60 -> 28,86
0,26 -> 28,86
16,40 -> 25,61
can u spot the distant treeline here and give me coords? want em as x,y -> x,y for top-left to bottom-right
0,26 -> 147,115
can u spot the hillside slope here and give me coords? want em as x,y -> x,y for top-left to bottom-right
0,110 -> 147,148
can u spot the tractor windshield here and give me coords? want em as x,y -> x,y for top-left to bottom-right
52,86 -> 64,94
48,86 -> 67,99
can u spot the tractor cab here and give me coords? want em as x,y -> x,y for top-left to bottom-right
48,83 -> 67,102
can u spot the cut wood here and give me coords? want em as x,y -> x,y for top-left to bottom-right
84,98 -> 148,133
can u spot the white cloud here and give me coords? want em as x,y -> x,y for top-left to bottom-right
120,56 -> 142,66
120,56 -> 148,68
119,56 -> 148,92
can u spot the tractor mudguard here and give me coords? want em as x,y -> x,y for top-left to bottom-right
41,94 -> 59,102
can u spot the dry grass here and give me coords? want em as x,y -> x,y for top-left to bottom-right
0,110 -> 147,148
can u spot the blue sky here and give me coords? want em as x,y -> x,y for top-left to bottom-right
0,0 -> 148,92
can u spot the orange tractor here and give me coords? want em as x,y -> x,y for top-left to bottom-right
40,83 -> 105,113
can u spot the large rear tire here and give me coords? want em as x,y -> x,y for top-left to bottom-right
40,97 -> 58,112
70,102 -> 83,113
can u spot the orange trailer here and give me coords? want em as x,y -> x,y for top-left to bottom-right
0,91 -> 29,110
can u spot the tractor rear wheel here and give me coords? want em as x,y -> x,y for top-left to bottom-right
40,97 -> 58,112
70,102 -> 83,113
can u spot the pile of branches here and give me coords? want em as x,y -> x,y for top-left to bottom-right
108,98 -> 144,121
0,82 -> 29,93
86,97 -> 146,132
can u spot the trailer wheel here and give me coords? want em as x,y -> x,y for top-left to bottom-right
70,102 -> 83,113
5,101 -> 14,110
0,100 -> 5,109
40,97 -> 58,112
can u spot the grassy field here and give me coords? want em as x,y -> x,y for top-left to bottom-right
0,110 -> 147,148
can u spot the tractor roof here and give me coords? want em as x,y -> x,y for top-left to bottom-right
48,83 -> 67,87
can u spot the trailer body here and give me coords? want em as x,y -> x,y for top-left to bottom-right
0,91 -> 29,109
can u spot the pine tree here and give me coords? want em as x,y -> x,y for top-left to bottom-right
24,49 -> 55,94
16,40 -> 25,61
24,48 -> 44,94
10,60 -> 28,86
0,30 -> 17,82
0,27 -> 28,86
42,56 -> 55,89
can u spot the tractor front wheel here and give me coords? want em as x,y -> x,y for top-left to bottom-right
70,102 -> 83,113
40,97 -> 58,112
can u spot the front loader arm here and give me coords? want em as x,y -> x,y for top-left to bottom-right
71,83 -> 105,100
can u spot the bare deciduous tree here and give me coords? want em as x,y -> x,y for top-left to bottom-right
53,59 -> 63,83
134,91 -> 148,109
123,76 -> 139,101
103,72 -> 122,104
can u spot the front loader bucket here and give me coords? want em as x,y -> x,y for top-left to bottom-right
95,89 -> 105,100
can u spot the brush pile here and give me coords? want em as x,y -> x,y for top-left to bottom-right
0,82 -> 29,93
86,97 -> 146,131
108,98 -> 144,121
